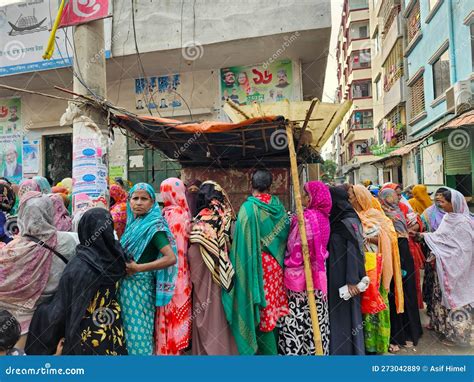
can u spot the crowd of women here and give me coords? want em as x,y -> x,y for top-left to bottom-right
0,170 -> 472,356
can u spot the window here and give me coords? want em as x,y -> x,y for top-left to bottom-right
351,80 -> 372,98
349,0 -> 368,10
407,1 -> 421,43
350,50 -> 371,71
409,76 -> 425,119
352,110 -> 373,129
380,0 -> 401,36
383,39 -> 404,92
471,24 -> 474,71
432,49 -> 451,99
349,21 -> 369,41
374,30 -> 381,55
351,140 -> 370,156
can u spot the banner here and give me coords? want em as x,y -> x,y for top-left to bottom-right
135,74 -> 183,111
0,97 -> 21,135
0,133 -> 22,184
22,138 -> 39,174
220,60 -> 294,106
59,0 -> 109,28
0,0 -> 112,76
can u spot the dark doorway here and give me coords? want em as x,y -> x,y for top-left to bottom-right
44,134 -> 72,185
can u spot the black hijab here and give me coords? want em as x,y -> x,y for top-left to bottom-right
329,186 -> 359,225
26,208 -> 126,355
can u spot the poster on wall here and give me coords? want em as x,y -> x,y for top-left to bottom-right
134,74 -> 183,111
0,98 -> 21,135
220,60 -> 294,106
0,133 -> 22,184
22,138 -> 39,174
422,142 -> 443,185
0,0 -> 113,76
72,135 -> 108,211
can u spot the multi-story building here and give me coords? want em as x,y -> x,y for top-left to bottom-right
369,0 -> 409,185
335,0 -> 379,184
401,0 -> 473,198
0,0 -> 332,188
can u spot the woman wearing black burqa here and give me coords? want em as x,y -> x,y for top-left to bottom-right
26,208 -> 128,355
327,186 -> 366,355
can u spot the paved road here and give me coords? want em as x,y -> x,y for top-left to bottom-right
392,308 -> 473,356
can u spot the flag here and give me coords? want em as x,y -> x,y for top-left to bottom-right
43,0 -> 109,60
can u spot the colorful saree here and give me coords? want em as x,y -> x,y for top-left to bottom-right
119,183 -> 178,355
155,178 -> 192,355
222,194 -> 289,355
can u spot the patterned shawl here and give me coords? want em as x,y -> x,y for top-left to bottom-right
408,185 -> 433,215
120,183 -> 178,307
33,176 -> 52,194
421,204 -> 445,232
189,181 -> 235,292
48,194 -> 72,232
424,189 -> 474,309
160,177 -> 191,307
284,181 -> 331,294
379,188 -> 408,235
109,184 -> 128,239
0,192 -> 58,333
18,179 -> 40,199
353,185 -> 404,313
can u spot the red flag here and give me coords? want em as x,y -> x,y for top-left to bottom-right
59,0 -> 109,28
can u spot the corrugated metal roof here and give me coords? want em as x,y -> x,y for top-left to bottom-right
438,110 -> 474,131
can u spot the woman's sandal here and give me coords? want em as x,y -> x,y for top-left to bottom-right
404,341 -> 414,348
388,344 -> 400,353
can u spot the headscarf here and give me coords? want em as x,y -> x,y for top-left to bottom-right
185,179 -> 202,219
379,188 -> 408,234
284,181 -> 331,294
382,182 -> 413,212
33,176 -> 52,194
352,185 -> 404,313
60,178 -> 73,194
109,184 -> 128,239
160,178 -> 191,306
48,193 -> 72,232
408,185 -> 432,214
0,192 -> 58,333
26,208 -> 126,355
329,186 -> 360,230
120,183 -> 178,307
189,181 -> 235,292
18,179 -> 40,199
424,189 -> 474,309
0,183 -> 16,213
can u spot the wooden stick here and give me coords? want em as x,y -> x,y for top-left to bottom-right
285,122 -> 323,356
0,83 -> 74,101
296,98 -> 318,152
225,99 -> 251,119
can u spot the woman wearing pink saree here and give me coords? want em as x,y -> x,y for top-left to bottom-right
154,178 -> 192,354
279,181 -> 331,355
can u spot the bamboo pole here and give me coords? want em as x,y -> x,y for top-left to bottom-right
285,122 -> 323,355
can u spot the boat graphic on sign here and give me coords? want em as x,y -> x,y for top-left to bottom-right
8,9 -> 47,36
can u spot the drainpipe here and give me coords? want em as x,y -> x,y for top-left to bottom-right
447,0 -> 457,83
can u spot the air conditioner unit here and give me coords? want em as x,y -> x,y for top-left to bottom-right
445,80 -> 472,115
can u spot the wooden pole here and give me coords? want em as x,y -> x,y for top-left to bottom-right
285,122 -> 324,355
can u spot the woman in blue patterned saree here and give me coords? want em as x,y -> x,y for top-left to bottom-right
118,183 -> 178,355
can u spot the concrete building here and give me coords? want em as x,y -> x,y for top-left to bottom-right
0,0 -> 332,188
400,0 -> 473,198
335,0 -> 379,184
369,0 -> 409,185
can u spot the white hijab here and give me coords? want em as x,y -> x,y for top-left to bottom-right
424,189 -> 474,309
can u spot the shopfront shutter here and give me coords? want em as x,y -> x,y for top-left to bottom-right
443,141 -> 471,175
